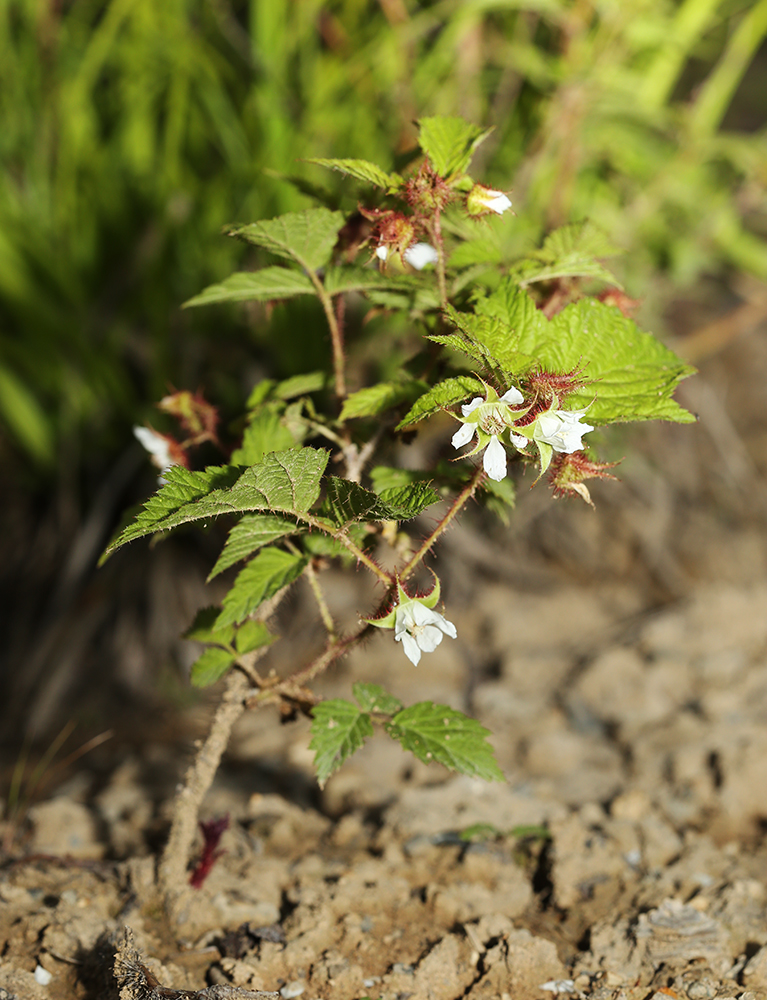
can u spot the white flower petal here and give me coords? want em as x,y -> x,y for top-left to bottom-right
485,192 -> 512,214
535,409 -> 594,453
403,242 -> 439,270
483,435 -> 507,481
451,422 -> 475,450
500,386 -> 524,405
398,631 -> 422,665
508,430 -> 529,449
134,425 -> 174,471
460,396 -> 484,417
375,245 -> 389,261
419,624 -> 446,653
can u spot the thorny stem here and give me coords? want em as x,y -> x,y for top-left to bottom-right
157,590 -> 287,923
301,512 -> 393,585
306,267 -> 346,399
400,463 -> 485,581
429,208 -> 449,312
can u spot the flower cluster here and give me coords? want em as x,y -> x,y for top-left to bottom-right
451,380 -> 595,480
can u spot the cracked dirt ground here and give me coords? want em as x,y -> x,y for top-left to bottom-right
1,304 -> 767,1000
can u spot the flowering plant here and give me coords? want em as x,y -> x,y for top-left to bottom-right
102,116 -> 695,920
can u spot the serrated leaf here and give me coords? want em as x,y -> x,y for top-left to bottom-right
225,209 -> 345,271
339,378 -> 427,421
386,702 -> 504,782
352,682 -> 403,716
323,477 -> 439,525
183,268 -> 315,308
216,547 -> 307,628
305,158 -> 403,191
517,297 -> 696,423
427,329 -> 494,367
274,372 -> 327,399
184,606 -> 235,647
208,514 -> 300,579
235,620 -> 275,654
417,116 -> 493,179
511,221 -> 623,288
190,647 -> 235,688
324,477 -> 389,524
323,266 -> 415,297
310,699 -> 374,787
377,482 -> 440,519
230,405 -> 301,466
102,449 -> 329,558
397,376 -> 484,429
101,465 -> 241,559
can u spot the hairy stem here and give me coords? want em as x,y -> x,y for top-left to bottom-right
400,464 -> 485,581
306,268 -> 346,399
157,591 -> 286,923
429,209 -> 449,311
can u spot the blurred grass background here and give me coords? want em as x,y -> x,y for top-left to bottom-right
1,0 -> 766,745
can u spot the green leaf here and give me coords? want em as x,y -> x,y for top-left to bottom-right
216,547 -> 307,628
102,449 -> 329,558
235,620 -> 276,655
417,116 -> 493,179
101,465 -> 241,559
352,683 -> 403,716
510,221 -> 623,288
274,372 -> 327,399
427,329 -> 495,367
386,702 -> 504,782
208,514 -> 300,579
305,158 -> 403,191
323,266 -> 415,297
377,483 -> 440,519
339,378 -> 427,421
397,376 -> 484,429
323,477 -> 439,525
323,477 -> 389,524
183,268 -> 315,308
184,606 -> 235,647
246,380 -> 277,409
190,647 -> 235,688
517,297 -> 696,423
310,699 -> 374,787
230,405 -> 301,466
447,283 -> 695,423
225,208 -> 345,271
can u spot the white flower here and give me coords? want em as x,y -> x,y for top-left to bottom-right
534,409 -> 594,453
451,387 -> 527,482
403,242 -> 439,270
480,189 -> 512,214
134,425 -> 174,471
467,184 -> 513,217
394,600 -> 457,666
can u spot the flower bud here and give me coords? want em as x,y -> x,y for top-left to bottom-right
466,183 -> 512,217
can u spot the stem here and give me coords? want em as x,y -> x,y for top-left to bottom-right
306,268 -> 346,400
429,208 -> 449,311
301,512 -> 393,585
400,463 -> 485,581
303,559 -> 337,640
157,590 -> 286,923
